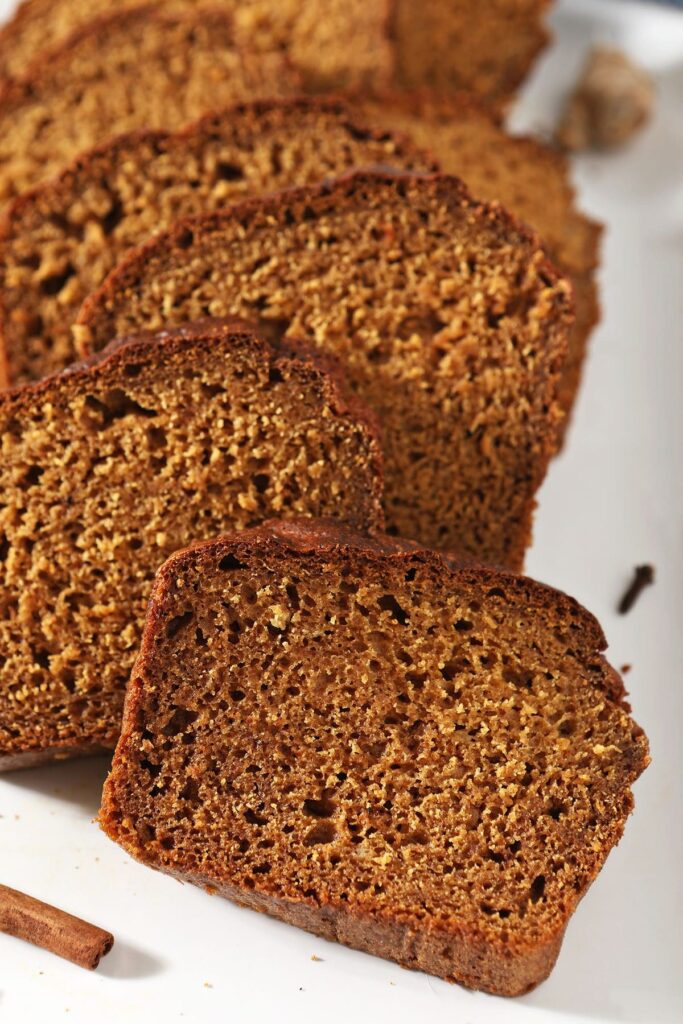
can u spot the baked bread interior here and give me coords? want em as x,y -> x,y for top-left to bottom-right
0,98 -> 433,386
75,170 -> 573,568
0,0 -> 393,92
0,322 -> 383,769
0,4 -> 298,205
356,92 -> 602,432
391,0 -> 551,106
0,0 -> 549,104
100,517 -> 649,996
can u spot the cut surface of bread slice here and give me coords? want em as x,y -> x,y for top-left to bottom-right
76,171 -> 572,568
0,4 -> 298,206
391,0 -> 552,107
0,0 -> 393,92
0,1 -> 548,105
100,517 -> 649,997
0,98 -> 434,387
356,93 -> 602,433
0,322 -> 383,770
232,0 -> 394,91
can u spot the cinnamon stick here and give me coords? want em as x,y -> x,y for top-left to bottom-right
0,883 -> 114,969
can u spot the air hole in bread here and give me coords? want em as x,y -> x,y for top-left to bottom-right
166,611 -> 193,639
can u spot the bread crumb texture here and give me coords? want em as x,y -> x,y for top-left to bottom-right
101,518 -> 649,997
0,99 -> 433,385
0,6 -> 298,205
356,92 -> 602,429
77,171 -> 572,567
0,0 -> 550,103
0,324 -> 382,766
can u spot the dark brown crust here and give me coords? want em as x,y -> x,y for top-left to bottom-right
348,88 -> 603,275
0,318 -> 384,495
0,3 -> 207,84
0,323 -> 9,390
152,861 -> 565,995
0,1 -> 546,105
0,0 -> 393,90
101,516 -> 647,996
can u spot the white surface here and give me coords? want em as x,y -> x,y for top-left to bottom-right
0,1 -> 681,1021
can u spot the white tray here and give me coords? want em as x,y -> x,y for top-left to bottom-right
1,1 -> 681,1021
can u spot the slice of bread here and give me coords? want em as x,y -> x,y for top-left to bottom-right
0,1 -> 549,105
0,98 -> 434,387
0,4 -> 298,206
0,321 -> 383,770
100,517 -> 649,997
0,0 -> 394,92
76,170 -> 573,569
356,93 -> 602,434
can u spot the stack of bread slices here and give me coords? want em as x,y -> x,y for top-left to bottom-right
0,0 -> 646,1000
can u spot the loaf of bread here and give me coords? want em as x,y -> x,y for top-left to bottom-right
76,171 -> 572,568
357,93 -> 602,432
0,0 -> 550,104
100,517 -> 649,997
0,322 -> 383,770
0,98 -> 434,387
0,4 -> 298,205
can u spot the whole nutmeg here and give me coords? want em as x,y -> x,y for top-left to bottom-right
557,47 -> 655,151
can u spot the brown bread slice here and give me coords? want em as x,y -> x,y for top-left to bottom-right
0,0 -> 394,92
0,98 -> 434,387
76,170 -> 573,569
0,1 -> 550,105
356,93 -> 602,433
100,517 -> 649,997
0,4 -> 298,206
0,321 -> 383,770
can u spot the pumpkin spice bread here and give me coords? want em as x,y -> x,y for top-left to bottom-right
357,93 -> 602,430
76,171 -> 573,568
0,321 -> 383,770
0,98 -> 434,387
0,0 -> 550,104
100,517 -> 649,997
0,5 -> 298,206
